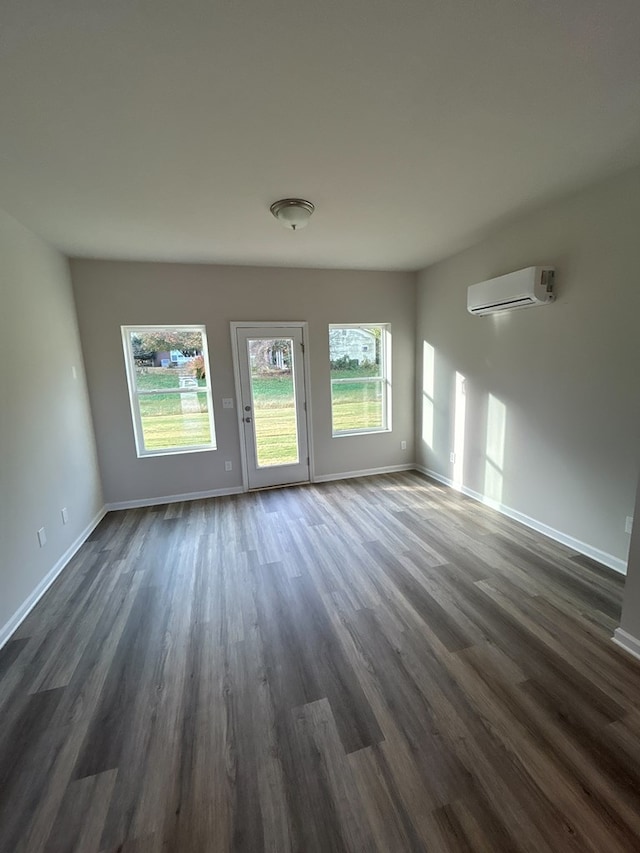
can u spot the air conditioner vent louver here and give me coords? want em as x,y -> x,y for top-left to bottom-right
467,267 -> 555,316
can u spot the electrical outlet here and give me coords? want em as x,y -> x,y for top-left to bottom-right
401,440 -> 407,451
450,452 -> 456,463
626,516 -> 634,534
222,398 -> 234,409
225,461 -> 233,472
61,507 -> 69,525
37,527 -> 47,547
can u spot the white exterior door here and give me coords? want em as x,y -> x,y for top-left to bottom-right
233,324 -> 310,489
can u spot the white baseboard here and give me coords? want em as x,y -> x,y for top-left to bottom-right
106,485 -> 244,511
313,463 -> 415,484
107,467 -> 417,508
612,628 -> 640,662
0,506 -> 107,650
415,465 -> 627,575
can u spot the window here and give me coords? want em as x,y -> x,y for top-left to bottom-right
121,325 -> 216,456
329,324 -> 391,435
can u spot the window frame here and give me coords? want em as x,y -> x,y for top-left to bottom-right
121,324 -> 217,458
329,323 -> 392,437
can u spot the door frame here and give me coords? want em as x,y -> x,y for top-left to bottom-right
230,321 -> 315,491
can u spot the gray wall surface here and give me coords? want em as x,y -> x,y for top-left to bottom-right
0,211 -> 103,636
71,261 -> 416,504
620,473 -> 640,638
415,163 -> 640,568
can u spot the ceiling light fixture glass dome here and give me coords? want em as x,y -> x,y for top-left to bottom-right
270,198 -> 315,230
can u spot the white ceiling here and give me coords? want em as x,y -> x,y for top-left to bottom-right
2,0 -> 640,270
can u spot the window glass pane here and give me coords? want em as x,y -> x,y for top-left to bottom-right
329,324 -> 389,434
122,325 -> 216,455
329,326 -> 382,377
139,391 -> 211,450
248,338 -> 299,467
331,379 -> 384,433
130,329 -> 207,390
136,367 -> 182,390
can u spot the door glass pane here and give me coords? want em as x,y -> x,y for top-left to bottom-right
247,338 -> 299,467
331,379 -> 384,433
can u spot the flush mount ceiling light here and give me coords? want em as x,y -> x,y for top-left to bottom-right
270,198 -> 315,230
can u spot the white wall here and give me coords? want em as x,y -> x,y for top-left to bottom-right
70,261 -> 416,504
416,163 -> 640,570
0,211 -> 103,640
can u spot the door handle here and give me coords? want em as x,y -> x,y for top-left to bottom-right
244,416 -> 252,423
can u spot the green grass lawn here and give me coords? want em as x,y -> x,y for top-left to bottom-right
330,378 -> 384,433
140,413 -> 211,449
137,370 -> 383,457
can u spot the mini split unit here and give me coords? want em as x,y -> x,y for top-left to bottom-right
467,266 -> 555,315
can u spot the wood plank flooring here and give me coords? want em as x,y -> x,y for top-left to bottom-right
1,471 -> 639,852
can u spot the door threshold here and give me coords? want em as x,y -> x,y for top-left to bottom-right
247,480 -> 311,492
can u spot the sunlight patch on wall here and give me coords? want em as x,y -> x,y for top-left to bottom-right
452,371 -> 466,488
421,341 -> 435,449
484,393 -> 506,503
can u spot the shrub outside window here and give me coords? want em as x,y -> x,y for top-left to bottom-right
329,324 -> 391,436
121,325 -> 216,457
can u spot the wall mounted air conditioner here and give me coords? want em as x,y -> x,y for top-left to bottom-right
467,266 -> 555,316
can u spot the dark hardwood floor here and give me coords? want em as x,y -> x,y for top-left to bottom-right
2,471 -> 639,852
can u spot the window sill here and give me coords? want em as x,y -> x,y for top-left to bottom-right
136,444 -> 217,459
332,428 -> 391,438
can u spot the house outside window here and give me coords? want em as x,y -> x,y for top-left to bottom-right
121,325 -> 216,456
329,324 -> 391,435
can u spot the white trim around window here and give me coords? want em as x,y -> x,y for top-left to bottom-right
121,324 -> 217,457
329,323 -> 392,437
